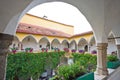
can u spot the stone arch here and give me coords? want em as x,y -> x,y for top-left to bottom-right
69,40 -> 77,50
61,40 -> 69,50
78,38 -> 88,52
51,38 -> 60,50
39,37 -> 50,50
21,34 -> 38,43
21,35 -> 38,51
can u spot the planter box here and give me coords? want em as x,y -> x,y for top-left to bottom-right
107,60 -> 120,69
75,72 -> 94,80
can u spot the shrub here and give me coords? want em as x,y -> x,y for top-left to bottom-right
57,62 -> 86,80
107,55 -> 118,62
72,53 -> 97,72
6,52 -> 65,80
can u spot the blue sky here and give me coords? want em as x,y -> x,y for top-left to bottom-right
28,2 -> 92,34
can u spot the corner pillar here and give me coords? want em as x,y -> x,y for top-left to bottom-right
96,43 -> 108,76
0,33 -> 13,80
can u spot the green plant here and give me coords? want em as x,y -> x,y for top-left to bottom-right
57,62 -> 86,80
72,53 -> 97,72
107,55 -> 118,62
6,51 -> 65,80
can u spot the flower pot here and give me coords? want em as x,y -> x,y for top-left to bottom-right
75,72 -> 94,80
107,60 -> 120,69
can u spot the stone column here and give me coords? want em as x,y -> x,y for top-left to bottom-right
96,43 -> 108,75
117,45 -> 120,59
49,43 -> 51,51
0,33 -> 13,80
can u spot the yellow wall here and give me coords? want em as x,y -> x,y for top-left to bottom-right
16,32 -> 70,43
70,33 -> 93,44
16,32 -> 93,44
20,14 -> 74,35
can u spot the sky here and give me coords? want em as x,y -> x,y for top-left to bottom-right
28,2 -> 92,34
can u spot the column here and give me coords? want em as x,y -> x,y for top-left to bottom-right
0,33 -> 13,80
96,43 -> 108,75
75,44 -> 78,52
117,45 -> 120,59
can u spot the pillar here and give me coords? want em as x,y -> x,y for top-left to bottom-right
49,43 -> 51,51
96,43 -> 108,75
117,45 -> 120,59
0,33 -> 13,80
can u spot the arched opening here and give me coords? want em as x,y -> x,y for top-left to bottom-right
22,35 -> 38,52
108,32 -> 117,55
51,39 -> 60,50
61,40 -> 69,50
27,2 -> 92,35
69,40 -> 77,50
39,37 -> 50,50
89,36 -> 97,53
78,38 -> 88,52
10,36 -> 21,51
84,45 -> 88,52
1,0 -> 117,79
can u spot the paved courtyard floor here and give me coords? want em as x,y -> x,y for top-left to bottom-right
95,68 -> 115,80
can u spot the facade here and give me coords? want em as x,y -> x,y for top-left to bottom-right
10,14 -> 117,55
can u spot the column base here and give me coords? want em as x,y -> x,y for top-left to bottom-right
96,67 -> 108,76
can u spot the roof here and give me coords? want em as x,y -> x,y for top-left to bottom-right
17,23 -> 71,38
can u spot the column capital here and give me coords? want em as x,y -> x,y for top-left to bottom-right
117,45 -> 120,49
97,43 -> 108,47
0,33 -> 13,55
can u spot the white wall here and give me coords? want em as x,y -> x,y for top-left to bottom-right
107,41 -> 117,54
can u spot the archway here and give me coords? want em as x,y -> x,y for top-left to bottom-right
69,40 -> 77,51
9,36 -> 20,51
78,38 -> 88,52
1,1 -> 119,79
61,40 -> 69,51
51,39 -> 60,50
39,37 -> 50,50
108,32 -> 117,55
89,36 -> 97,53
22,35 -> 38,52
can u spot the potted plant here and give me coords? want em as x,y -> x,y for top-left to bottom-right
91,50 -> 97,54
78,50 -> 85,54
11,48 -> 17,54
57,62 -> 94,80
64,48 -> 69,53
71,49 -> 76,53
107,54 -> 120,69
